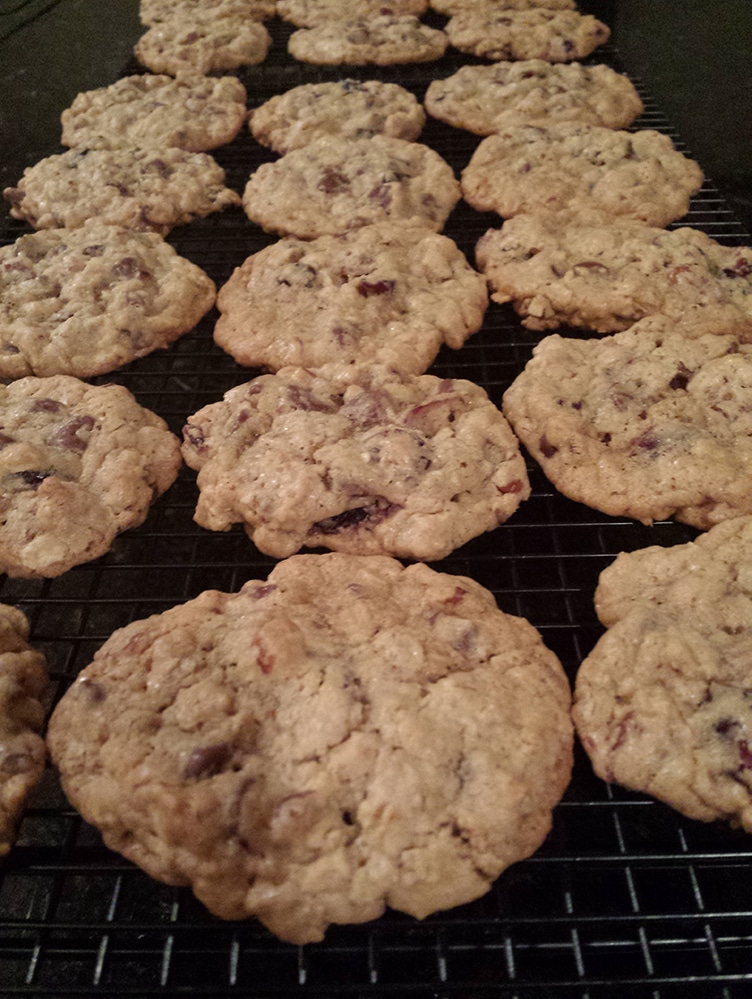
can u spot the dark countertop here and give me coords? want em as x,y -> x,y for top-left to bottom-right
1,0 -> 750,231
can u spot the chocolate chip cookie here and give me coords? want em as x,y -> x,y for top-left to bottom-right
135,15 -> 271,75
278,0 -> 428,26
288,14 -> 448,65
140,0 -> 276,24
444,8 -> 609,62
0,376 -> 181,577
47,552 -> 573,943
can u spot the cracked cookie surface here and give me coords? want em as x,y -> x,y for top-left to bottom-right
502,315 -> 752,530
213,223 -> 487,372
0,376 -> 181,577
47,552 -> 573,943
574,515 -> 752,830
288,14 -> 448,65
444,8 -> 609,62
0,225 -> 216,378
181,364 -> 529,560
135,14 -> 271,75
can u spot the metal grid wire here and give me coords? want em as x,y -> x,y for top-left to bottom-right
1,4 -> 751,997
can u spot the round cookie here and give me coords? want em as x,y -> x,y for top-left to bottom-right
425,61 -> 644,136
213,223 -> 487,372
461,124 -> 704,228
0,604 -> 47,856
0,225 -> 216,379
60,74 -> 247,152
0,376 -> 181,578
140,0 -> 276,24
135,15 -> 271,75
444,9 -> 610,62
182,365 -> 530,560
243,136 -> 460,238
288,15 -> 448,65
502,315 -> 752,530
475,214 -> 752,334
47,552 -> 573,943
278,0 -> 429,26
573,516 -> 752,830
3,146 -> 241,235
430,0 -> 576,12
249,79 -> 426,153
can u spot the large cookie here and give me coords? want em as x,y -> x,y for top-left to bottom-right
213,223 -> 487,372
573,516 -> 752,830
242,136 -> 460,238
47,552 -> 573,943
288,15 -> 448,65
431,0 -> 576,12
278,0 -> 428,26
502,315 -> 752,530
425,61 -> 643,135
461,124 -> 703,227
444,9 -> 609,62
60,74 -> 247,152
475,214 -> 752,333
249,79 -> 425,153
3,146 -> 240,235
140,0 -> 276,24
0,376 -> 181,578
135,15 -> 271,75
0,225 -> 216,379
182,365 -> 529,560
0,605 -> 47,855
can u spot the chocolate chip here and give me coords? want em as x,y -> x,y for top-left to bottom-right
0,753 -> 35,777
539,434 -> 558,458
79,677 -> 107,703
47,415 -> 95,452
357,279 -> 395,298
32,398 -> 63,413
183,743 -> 232,780
17,470 -> 51,490
317,166 -> 349,194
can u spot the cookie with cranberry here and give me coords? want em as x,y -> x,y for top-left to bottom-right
0,376 -> 181,577
249,79 -> 425,153
574,515 -> 752,830
444,8 -> 609,62
288,14 -> 447,65
502,315 -> 752,529
278,0 -> 428,26
140,0 -> 276,24
47,552 -> 572,942
430,0 -> 576,12
0,225 -> 216,378
135,15 -> 271,75
0,604 -> 47,855
213,223 -> 486,372
243,135 -> 459,237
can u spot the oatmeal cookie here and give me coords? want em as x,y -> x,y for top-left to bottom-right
288,14 -> 448,65
3,146 -> 240,235
213,223 -> 487,372
425,61 -> 643,136
60,74 -> 247,152
135,15 -> 271,75
444,9 -> 609,62
475,214 -> 752,333
0,376 -> 181,578
278,0 -> 428,26
140,0 -> 276,24
502,315 -> 752,530
0,605 -> 47,855
461,124 -> 703,227
431,0 -> 576,12
243,135 -> 460,237
0,225 -> 216,379
249,79 -> 425,153
182,365 -> 529,559
47,552 -> 573,943
573,515 -> 752,829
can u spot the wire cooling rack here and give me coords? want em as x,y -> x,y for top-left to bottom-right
1,3 -> 751,996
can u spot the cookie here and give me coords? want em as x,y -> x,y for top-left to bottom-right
475,214 -> 752,333
444,9 -> 610,62
3,146 -> 241,235
288,14 -> 448,65
0,605 -> 47,855
243,135 -> 460,238
213,223 -> 487,372
0,376 -> 181,578
182,364 -> 529,559
278,0 -> 429,26
140,0 -> 276,24
135,15 -> 271,75
0,225 -> 216,379
430,0 -> 576,12
425,61 -> 644,136
502,315 -> 752,530
573,515 -> 752,830
461,124 -> 704,227
47,552 -> 573,943
249,79 -> 426,153
60,74 -> 247,152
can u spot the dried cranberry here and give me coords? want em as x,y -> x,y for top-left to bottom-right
317,166 -> 349,194
539,434 -> 558,458
357,279 -> 395,297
